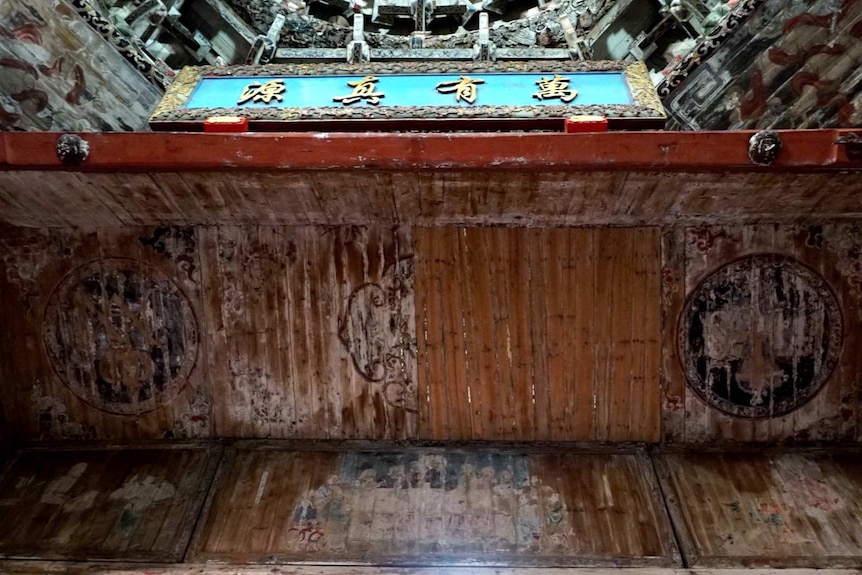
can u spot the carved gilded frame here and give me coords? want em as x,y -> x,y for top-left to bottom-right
150,61 -> 665,128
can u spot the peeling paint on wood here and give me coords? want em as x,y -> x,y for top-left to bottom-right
663,224 -> 862,443
659,449 -> 862,568
679,255 -> 843,418
42,258 -> 200,415
0,446 -> 218,562
201,225 -> 417,439
0,227 -> 211,441
191,446 -> 677,566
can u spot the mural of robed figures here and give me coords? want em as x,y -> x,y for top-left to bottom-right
283,452 -> 577,555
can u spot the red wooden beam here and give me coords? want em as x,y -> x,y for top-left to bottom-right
1,130 -> 860,172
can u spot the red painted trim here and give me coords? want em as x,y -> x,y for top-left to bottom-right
0,130 -> 859,172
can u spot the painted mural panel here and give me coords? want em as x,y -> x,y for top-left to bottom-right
662,223 -> 862,443
0,226 -> 211,440
42,258 -> 199,416
0,445 -> 218,561
200,226 -> 417,440
679,255 -> 843,418
661,449 -> 862,567
0,0 -> 161,131
193,447 -> 677,565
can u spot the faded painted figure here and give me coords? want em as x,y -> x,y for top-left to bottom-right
42,259 -> 199,415
680,255 -> 842,418
283,452 -> 577,555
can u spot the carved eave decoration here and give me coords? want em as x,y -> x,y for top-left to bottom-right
656,0 -> 767,99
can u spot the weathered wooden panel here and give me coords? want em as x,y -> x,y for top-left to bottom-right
5,567 -> 862,575
0,227 -> 212,441
415,228 -> 661,441
191,445 -> 677,566
3,170 -> 862,229
0,444 -> 219,562
662,223 -> 862,443
0,0 -> 161,131
658,449 -> 862,567
200,226 -> 417,439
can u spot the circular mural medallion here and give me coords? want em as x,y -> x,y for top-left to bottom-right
43,259 -> 199,415
679,255 -> 843,418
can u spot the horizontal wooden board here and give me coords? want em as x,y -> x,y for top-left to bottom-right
2,170 -> 862,228
659,449 -> 862,568
416,227 -> 661,441
4,565 -> 862,575
191,446 -> 678,566
0,445 -> 219,562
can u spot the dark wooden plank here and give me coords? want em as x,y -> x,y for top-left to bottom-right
0,445 -> 218,562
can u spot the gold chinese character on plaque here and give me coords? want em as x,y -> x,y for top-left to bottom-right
436,76 -> 485,104
533,74 -> 577,103
333,75 -> 385,106
237,79 -> 287,105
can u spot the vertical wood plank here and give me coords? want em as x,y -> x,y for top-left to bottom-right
417,228 -> 661,442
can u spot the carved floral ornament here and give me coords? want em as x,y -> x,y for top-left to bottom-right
678,255 -> 843,419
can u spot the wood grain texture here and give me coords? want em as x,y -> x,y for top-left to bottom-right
416,228 -> 662,442
0,444 -> 219,562
662,223 -> 862,443
190,445 -> 677,566
659,449 -> 862,568
0,227 -> 212,442
7,565 -> 862,575
200,226 -> 417,439
2,170 -> 862,229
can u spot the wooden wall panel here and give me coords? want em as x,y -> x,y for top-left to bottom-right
191,445 -> 678,566
0,444 -> 218,562
0,227 -> 211,441
5,170 -> 862,229
658,449 -> 862,568
200,226 -> 417,439
415,228 -> 662,442
662,223 -> 862,443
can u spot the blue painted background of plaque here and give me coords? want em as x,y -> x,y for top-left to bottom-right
184,72 -> 632,109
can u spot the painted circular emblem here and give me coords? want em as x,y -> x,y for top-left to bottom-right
679,255 -> 843,418
43,259 -> 198,415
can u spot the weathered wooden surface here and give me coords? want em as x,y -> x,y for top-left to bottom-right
0,226 -> 211,441
0,444 -> 219,562
2,170 -> 862,228
201,226 -> 417,439
2,220 -> 861,443
658,449 -> 862,568
415,227 -> 661,441
0,0 -> 161,131
4,566 -> 862,575
662,223 -> 862,443
190,445 -> 677,566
